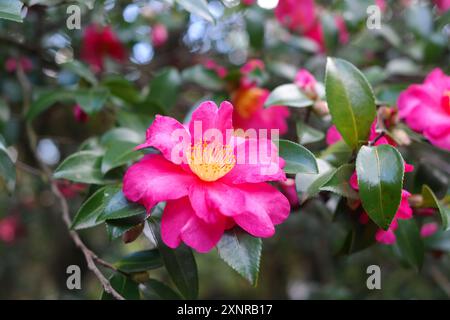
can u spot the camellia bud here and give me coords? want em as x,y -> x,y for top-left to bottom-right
408,194 -> 423,208
391,128 -> 411,146
122,223 -> 145,244
312,100 -> 329,117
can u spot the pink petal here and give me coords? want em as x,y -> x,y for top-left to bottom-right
420,222 -> 439,238
123,154 -> 195,211
189,101 -> 233,143
326,125 -> 342,145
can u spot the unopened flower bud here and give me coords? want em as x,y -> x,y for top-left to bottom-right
391,128 -> 411,146
122,223 -> 145,244
312,100 -> 329,117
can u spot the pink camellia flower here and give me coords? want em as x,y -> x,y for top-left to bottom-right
232,87 -> 290,135
203,59 -> 228,78
420,222 -> 439,238
329,121 -> 414,245
240,59 -> 265,89
275,0 -> 317,34
398,68 -> 450,151
73,105 -> 89,123
57,180 -> 87,198
434,0 -> 450,13
5,57 -> 33,73
375,0 -> 387,12
279,178 -> 300,209
295,69 -> 317,96
81,24 -> 127,72
151,23 -> 168,48
123,101 -> 290,253
335,15 -> 350,45
0,216 -> 22,244
242,0 -> 256,5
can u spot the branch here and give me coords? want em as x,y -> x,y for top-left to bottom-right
16,67 -> 125,300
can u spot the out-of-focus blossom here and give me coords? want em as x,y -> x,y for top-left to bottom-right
420,222 -> 439,238
232,87 -> 290,135
203,60 -> 228,78
434,0 -> 450,13
123,101 -> 290,253
295,69 -> 318,97
81,24 -> 127,72
398,68 -> 450,151
73,105 -> 89,123
151,23 -> 168,47
240,59 -> 265,88
242,0 -> 256,5
335,16 -> 350,45
0,216 -> 22,244
5,57 -> 33,73
375,0 -> 387,12
57,180 -> 87,198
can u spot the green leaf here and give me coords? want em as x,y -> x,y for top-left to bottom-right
320,12 -> 339,52
141,279 -> 182,300
0,0 -> 23,22
181,65 -> 224,91
405,4 -> 433,38
325,57 -> 376,149
395,219 -> 424,271
296,121 -> 325,145
175,0 -> 214,23
356,145 -> 404,230
75,88 -> 110,114
265,84 -> 313,108
422,185 -> 449,231
106,214 -> 147,240
26,90 -> 74,121
0,140 -> 15,194
217,229 -> 262,286
71,186 -> 119,230
53,150 -> 106,184
101,273 -> 140,300
320,164 -> 359,199
100,127 -> 143,145
115,250 -> 163,273
155,223 -> 198,299
296,159 -> 333,199
102,77 -> 142,104
101,140 -> 142,174
61,60 -> 97,85
277,139 -> 318,174
147,68 -> 182,111
97,190 -> 146,222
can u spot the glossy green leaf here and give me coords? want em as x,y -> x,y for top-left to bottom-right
325,57 -> 376,149
61,60 -> 97,85
395,219 -> 424,271
97,190 -> 146,222
75,88 -> 109,114
175,0 -> 214,23
296,121 -> 325,145
356,145 -> 404,230
265,84 -> 313,108
106,214 -> 147,240
141,279 -> 182,300
26,90 -> 74,121
278,139 -> 318,174
53,150 -> 107,184
147,68 -> 182,111
217,229 -> 262,286
100,127 -> 143,146
0,0 -> 23,22
71,186 -> 119,230
101,273 -> 140,300
182,65 -> 224,91
0,140 -> 15,194
102,77 -> 142,104
156,227 -> 198,299
101,140 -> 142,174
115,250 -> 163,273
320,164 -> 359,199
422,185 -> 449,231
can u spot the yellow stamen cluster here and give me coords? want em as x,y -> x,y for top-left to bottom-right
187,142 -> 236,182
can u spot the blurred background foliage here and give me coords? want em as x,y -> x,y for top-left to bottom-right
0,0 -> 449,299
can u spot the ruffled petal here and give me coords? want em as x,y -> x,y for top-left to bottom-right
136,115 -> 191,164
123,154 -> 195,211
189,101 -> 233,143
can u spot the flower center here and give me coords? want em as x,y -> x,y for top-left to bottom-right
187,142 -> 236,182
442,91 -> 450,115
232,87 -> 266,119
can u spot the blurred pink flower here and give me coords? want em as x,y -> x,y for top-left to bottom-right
398,68 -> 450,151
434,0 -> 450,13
232,87 -> 290,136
203,59 -> 228,78
275,0 -> 317,33
73,105 -> 89,123
151,23 -> 168,47
242,0 -> 256,5
123,101 -> 290,253
295,69 -> 317,94
5,57 -> 33,73
0,216 -> 22,244
240,59 -> 265,88
421,222 -> 439,238
81,24 -> 127,72
279,178 -> 300,209
57,180 -> 87,198
375,0 -> 387,12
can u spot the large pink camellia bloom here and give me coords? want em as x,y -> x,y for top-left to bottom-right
327,122 -> 414,245
398,68 -> 450,151
434,0 -> 450,13
123,101 -> 290,253
81,24 -> 127,72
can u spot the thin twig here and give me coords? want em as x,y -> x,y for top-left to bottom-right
16,161 -> 42,177
16,67 -> 125,300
